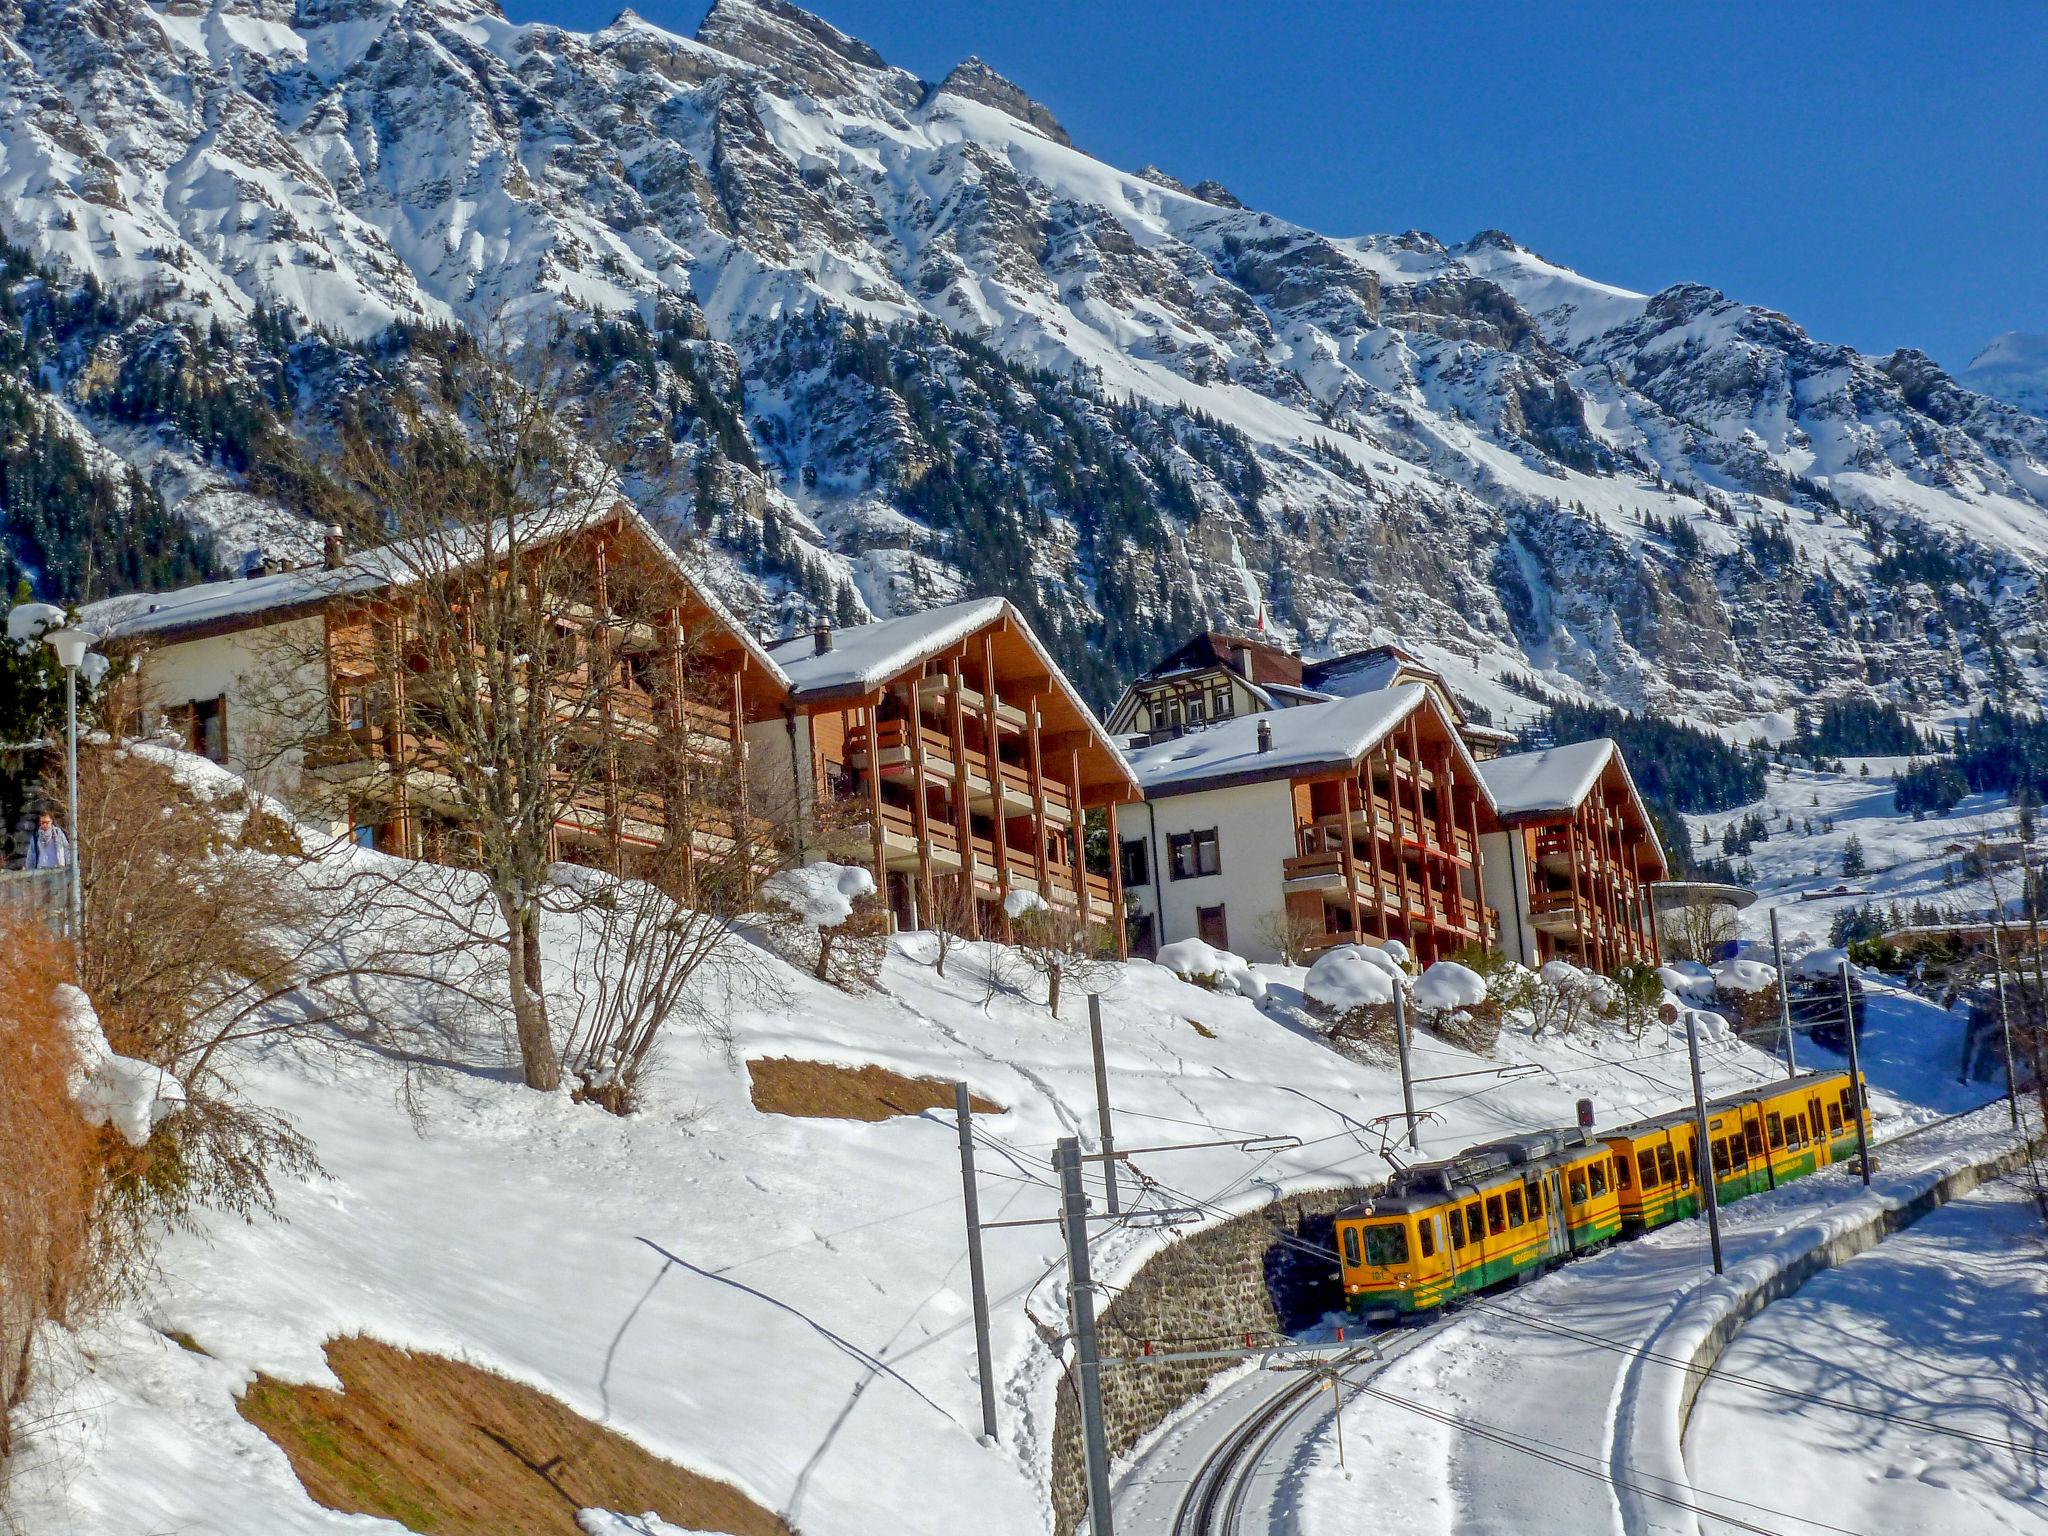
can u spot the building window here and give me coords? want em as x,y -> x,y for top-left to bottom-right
1120,838 -> 1151,889
1186,697 -> 1205,726
1167,829 -> 1222,880
1197,903 -> 1229,949
1126,912 -> 1157,959
1211,688 -> 1233,719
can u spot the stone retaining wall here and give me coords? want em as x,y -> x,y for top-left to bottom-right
1048,1184 -> 1370,1535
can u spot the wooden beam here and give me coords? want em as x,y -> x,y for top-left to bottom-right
1338,773 -> 1362,941
1069,748 -> 1089,925
909,680 -> 934,927
866,695 -> 888,903
1566,814 -> 1588,970
982,632 -> 1011,935
1363,762 -> 1388,940
1386,742 -> 1415,953
1028,696 -> 1052,896
1107,798 -> 1128,960
949,658 -> 977,934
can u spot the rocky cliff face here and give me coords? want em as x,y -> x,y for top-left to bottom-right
3,0 -> 2046,725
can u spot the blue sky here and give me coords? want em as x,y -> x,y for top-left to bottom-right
508,0 -> 2046,370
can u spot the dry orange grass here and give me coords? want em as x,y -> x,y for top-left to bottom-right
0,916 -> 99,1457
238,1336 -> 792,1536
746,1057 -> 1003,1121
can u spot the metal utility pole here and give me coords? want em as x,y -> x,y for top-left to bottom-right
1392,985 -> 1419,1151
1993,927 -> 2021,1128
1055,1138 -> 1115,1536
953,1082 -> 1000,1443
1838,960 -> 1871,1186
1769,907 -> 1798,1077
1682,1008 -> 1725,1276
1087,994 -> 1120,1215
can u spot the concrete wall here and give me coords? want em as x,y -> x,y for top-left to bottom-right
1481,827 -> 1538,966
1120,779 -> 1299,961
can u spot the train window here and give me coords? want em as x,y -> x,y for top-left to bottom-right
1827,1101 -> 1843,1133
1766,1113 -> 1784,1149
1505,1188 -> 1525,1227
1526,1182 -> 1543,1219
1343,1226 -> 1361,1268
1786,1114 -> 1805,1148
1657,1145 -> 1677,1185
1711,1138 -> 1732,1176
1486,1196 -> 1506,1235
1612,1154 -> 1632,1189
1466,1202 -> 1484,1243
1363,1223 -> 1409,1267
1730,1134 -> 1749,1169
1589,1163 -> 1608,1198
1449,1208 -> 1466,1248
1418,1219 -> 1436,1259
1637,1150 -> 1659,1188
1744,1120 -> 1764,1158
1570,1175 -> 1588,1205
1838,1087 -> 1855,1117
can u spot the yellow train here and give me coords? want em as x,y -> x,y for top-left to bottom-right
1335,1069 -> 1869,1320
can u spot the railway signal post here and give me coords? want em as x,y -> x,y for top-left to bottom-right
1088,994 -> 1121,1214
1681,1007 -> 1725,1275
1838,960 -> 1872,1185
1055,1137 -> 1116,1536
954,1082 -> 1001,1443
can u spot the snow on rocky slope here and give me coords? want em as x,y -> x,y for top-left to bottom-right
0,748 -> 1910,1536
1964,333 -> 2048,420
4,0 -> 2048,720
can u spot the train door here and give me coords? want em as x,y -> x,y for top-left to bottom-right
1542,1169 -> 1569,1258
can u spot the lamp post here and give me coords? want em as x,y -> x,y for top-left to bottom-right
42,625 -> 99,948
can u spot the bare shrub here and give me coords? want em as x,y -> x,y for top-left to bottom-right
0,918 -> 98,1458
999,901 -> 1116,1016
1256,908 -> 1326,966
762,878 -> 890,993
1320,999 -> 1398,1056
1594,962 -> 1666,1042
925,872 -> 978,979
1661,898 -> 1737,966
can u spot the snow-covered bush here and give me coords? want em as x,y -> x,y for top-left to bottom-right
1302,944 -> 1402,1053
1156,938 -> 1267,1002
998,899 -> 1116,1015
57,985 -> 186,1149
1529,958 -> 1596,1038
762,861 -> 887,991
1413,960 -> 1487,1012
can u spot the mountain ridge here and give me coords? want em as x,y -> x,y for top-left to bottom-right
2,0 -> 2046,726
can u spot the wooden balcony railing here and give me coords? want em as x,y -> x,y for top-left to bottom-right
848,721 -> 1073,821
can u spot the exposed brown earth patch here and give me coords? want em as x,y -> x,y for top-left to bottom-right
237,1335 -> 790,1536
746,1057 -> 1004,1121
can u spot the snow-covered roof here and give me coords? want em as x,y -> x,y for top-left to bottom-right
1480,737 -> 1666,868
768,597 -> 1137,794
767,597 -> 1008,697
78,504 -> 789,684
1129,684 -> 1492,802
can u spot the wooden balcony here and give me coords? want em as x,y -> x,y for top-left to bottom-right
847,721 -> 1073,824
913,674 -> 1027,735
1300,808 -> 1474,864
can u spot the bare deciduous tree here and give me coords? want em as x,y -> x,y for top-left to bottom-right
1000,900 -> 1115,1016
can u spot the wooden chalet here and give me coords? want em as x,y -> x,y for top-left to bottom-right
755,599 -> 1141,947
1479,739 -> 1667,971
83,506 -> 790,881
1124,685 -> 1500,965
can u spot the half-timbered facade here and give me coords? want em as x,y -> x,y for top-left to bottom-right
82,507 -> 789,877
1123,685 -> 1501,964
1478,739 -> 1667,970
750,598 -> 1141,947
1105,631 -> 1322,740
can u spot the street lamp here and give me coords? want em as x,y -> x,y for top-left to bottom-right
42,624 -> 99,947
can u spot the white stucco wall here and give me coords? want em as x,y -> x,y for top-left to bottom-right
1481,827 -> 1539,967
131,619 -> 326,808
1120,778 -> 1299,962
744,711 -> 816,851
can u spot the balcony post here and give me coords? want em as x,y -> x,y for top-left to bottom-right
1028,696 -> 1053,896
1438,741 -> 1466,940
1566,812 -> 1588,970
909,678 -> 935,926
1069,748 -> 1089,925
1363,761 -> 1388,939
1107,798 -> 1128,960
867,693 -> 887,905
1337,772 -> 1362,941
949,655 -> 977,934
982,633 -> 1012,936
1467,785 -> 1489,951
1386,742 -> 1415,955
1407,716 -> 1433,960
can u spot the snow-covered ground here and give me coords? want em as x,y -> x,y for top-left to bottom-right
2,775 -> 1824,1536
1691,759 -> 2033,951
1287,1107 -> 2037,1536
1688,1173 -> 2048,1536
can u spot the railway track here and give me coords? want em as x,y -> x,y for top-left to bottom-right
1169,1330 -> 1414,1536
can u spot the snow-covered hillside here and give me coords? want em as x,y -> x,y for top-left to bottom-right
4,0 -> 2048,720
1,744 -> 1983,1536
1965,333 -> 2048,420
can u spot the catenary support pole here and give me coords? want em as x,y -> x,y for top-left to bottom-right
1088,993 -> 1119,1215
1839,960 -> 1871,1186
1393,984 -> 1419,1151
1994,927 -> 2021,1128
1683,1008 -> 1725,1275
1055,1138 -> 1115,1536
954,1082 -> 999,1443
1769,906 -> 1797,1078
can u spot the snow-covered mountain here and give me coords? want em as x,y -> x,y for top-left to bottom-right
5,0 -> 2048,723
1964,333 -> 2048,420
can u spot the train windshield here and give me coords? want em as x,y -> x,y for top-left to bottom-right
1362,1222 -> 1410,1267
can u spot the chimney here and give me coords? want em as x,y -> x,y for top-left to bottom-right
812,621 -> 832,656
322,525 -> 345,569
1256,718 -> 1273,754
